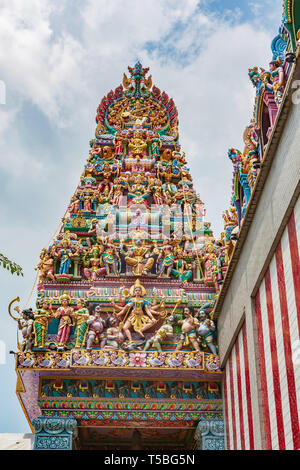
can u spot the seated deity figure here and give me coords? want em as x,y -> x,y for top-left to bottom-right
112,279 -> 165,342
83,244 -> 105,281
171,249 -> 193,284
128,130 -> 148,158
176,306 -> 200,352
120,236 -> 157,276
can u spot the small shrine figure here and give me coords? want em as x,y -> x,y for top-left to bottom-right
112,279 -> 165,342
73,299 -> 90,349
196,309 -> 217,355
86,305 -> 106,350
54,294 -> 74,351
176,306 -> 200,352
33,299 -> 54,349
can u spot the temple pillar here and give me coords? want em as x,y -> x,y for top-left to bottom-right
194,416 -> 225,450
32,417 -> 78,451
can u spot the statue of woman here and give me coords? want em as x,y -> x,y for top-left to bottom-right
55,294 -> 74,351
56,238 -> 74,275
72,299 -> 90,348
33,299 -> 54,349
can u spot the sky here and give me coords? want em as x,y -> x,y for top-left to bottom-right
0,0 -> 283,433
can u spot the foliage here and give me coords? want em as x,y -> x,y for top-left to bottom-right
0,253 -> 23,276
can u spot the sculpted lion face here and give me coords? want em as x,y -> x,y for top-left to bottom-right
161,149 -> 172,161
102,146 -> 112,159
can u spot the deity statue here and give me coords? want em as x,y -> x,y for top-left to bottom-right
176,306 -> 200,352
148,133 -> 161,158
13,307 -> 35,352
102,316 -> 125,350
128,130 -> 148,157
114,130 -> 128,156
196,309 -> 217,355
33,299 -> 54,349
36,249 -> 55,283
83,244 -> 106,281
102,239 -> 120,275
120,236 -> 157,276
72,299 -> 90,349
223,206 -> 239,263
54,294 -> 74,351
267,58 -> 285,106
55,236 -> 74,276
156,240 -> 175,277
127,174 -> 151,206
143,300 -> 180,351
171,249 -> 193,284
112,279 -> 165,341
86,305 -> 106,350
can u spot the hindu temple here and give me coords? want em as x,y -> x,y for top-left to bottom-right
9,0 -> 300,451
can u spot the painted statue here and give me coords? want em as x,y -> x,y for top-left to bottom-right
196,309 -> 217,355
73,299 -> 90,349
54,294 -> 74,351
86,305 -> 106,350
176,306 -> 200,352
112,279 -> 165,341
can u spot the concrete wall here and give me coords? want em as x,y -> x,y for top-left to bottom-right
0,433 -> 33,450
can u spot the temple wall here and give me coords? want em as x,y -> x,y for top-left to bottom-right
254,206 -> 300,450
223,322 -> 255,450
218,72 -> 300,450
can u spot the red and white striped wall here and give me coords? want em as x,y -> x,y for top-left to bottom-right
224,322 -> 255,450
254,205 -> 300,450
224,200 -> 300,450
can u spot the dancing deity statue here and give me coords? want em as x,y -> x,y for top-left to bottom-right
112,279 -> 165,342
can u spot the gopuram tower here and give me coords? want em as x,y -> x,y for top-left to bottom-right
11,62 -> 225,450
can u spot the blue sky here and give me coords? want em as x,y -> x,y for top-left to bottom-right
0,0 -> 283,433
